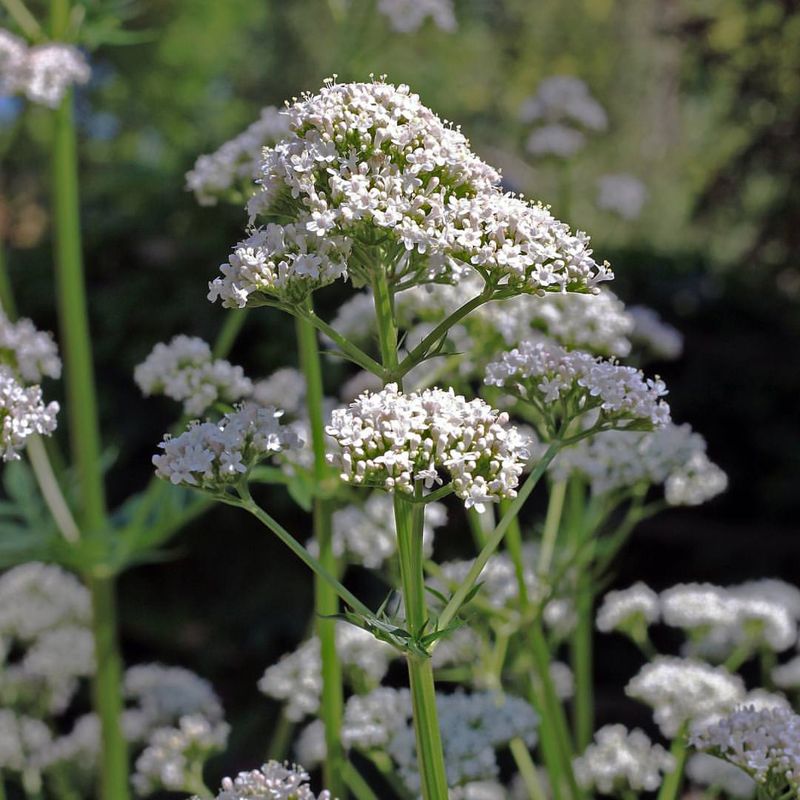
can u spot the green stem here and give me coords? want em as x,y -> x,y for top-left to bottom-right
0,0 -> 43,40
211,309 -> 248,359
509,738 -> 548,800
341,763 -> 380,800
395,290 -> 491,380
538,479 -> 567,576
0,772 -> 6,800
394,493 -> 449,800
371,269 -> 399,377
239,493 -> 374,620
265,712 -> 294,761
50,33 -> 107,534
296,312 -> 346,800
466,507 -> 489,550
436,443 -> 561,635
657,734 -> 688,800
87,575 -> 130,800
529,621 -> 582,800
0,241 -> 17,318
501,497 -> 529,607
26,434 -> 80,542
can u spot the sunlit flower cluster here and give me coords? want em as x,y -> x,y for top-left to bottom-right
0,30 -> 90,108
0,306 -> 61,384
690,706 -> 800,795
596,583 -> 660,636
209,223 -> 351,307
573,724 -> 674,795
376,0 -> 456,33
258,622 -> 395,721
485,339 -> 670,432
0,366 -> 59,461
625,657 -> 745,738
135,335 -> 252,416
132,714 -> 230,796
186,106 -> 290,205
326,383 -> 529,511
153,402 -> 300,488
203,760 -> 332,800
341,688 -> 538,793
552,423 -> 726,503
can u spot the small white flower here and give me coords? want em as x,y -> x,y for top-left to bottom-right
520,76 -> 608,132
0,367 -> 58,460
596,174 -> 648,220
208,760 -> 332,799
376,0 -> 457,33
596,583 -> 660,635
24,43 -> 90,108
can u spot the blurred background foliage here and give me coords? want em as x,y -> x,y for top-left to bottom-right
1,0 -> 799,779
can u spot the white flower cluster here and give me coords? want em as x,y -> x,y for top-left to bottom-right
773,654 -> 800,690
132,714 -> 230,796
573,724 -> 675,795
0,30 -> 90,108
596,583 -> 660,635
204,761 -> 331,800
153,402 -> 300,488
520,76 -> 607,159
625,657 -> 745,738
628,305 -> 684,361
186,106 -> 291,205
595,174 -> 648,220
209,222 -> 351,308
326,383 -> 529,512
552,423 -> 726,504
258,621 -> 395,721
0,306 -> 61,383
0,564 -> 92,715
0,709 -> 52,776
661,581 -> 798,656
690,706 -> 800,794
123,664 -> 224,735
0,365 -> 59,460
212,79 -> 609,306
342,688 -> 538,793
485,339 -> 670,430
252,367 -> 307,416
318,492 -> 446,568
376,0 -> 456,33
686,752 -> 756,798
135,335 -> 252,416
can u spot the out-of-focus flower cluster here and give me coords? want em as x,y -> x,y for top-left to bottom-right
0,29 -> 90,108
375,0 -> 456,33
326,382 -> 529,511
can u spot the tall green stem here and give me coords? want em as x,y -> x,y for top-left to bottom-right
538,479 -> 567,576
87,575 -> 130,800
296,313 -> 346,799
51,1 -> 129,796
0,242 -> 17,317
657,734 -> 688,800
212,309 -> 248,359
394,494 -> 449,800
371,269 -> 398,376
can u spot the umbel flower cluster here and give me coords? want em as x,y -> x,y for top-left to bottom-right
0,29 -> 90,108
200,760 -> 332,800
691,706 -> 800,795
185,106 -> 291,206
153,403 -> 300,488
0,366 -> 59,461
0,306 -> 62,384
485,338 -> 670,432
135,335 -> 253,416
209,78 -> 611,307
325,383 -> 529,511
552,422 -> 728,504
375,0 -> 457,34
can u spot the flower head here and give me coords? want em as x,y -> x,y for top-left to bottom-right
205,760 -> 331,800
153,403 -> 300,489
596,583 -> 660,636
24,43 -> 90,108
377,0 -> 456,33
596,174 -> 648,220
485,339 -> 669,434
326,383 -> 529,511
186,106 -> 291,206
0,307 -> 61,384
135,335 -> 252,416
0,366 -> 58,461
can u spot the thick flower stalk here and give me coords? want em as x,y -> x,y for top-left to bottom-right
325,382 -> 529,512
485,339 -> 670,438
